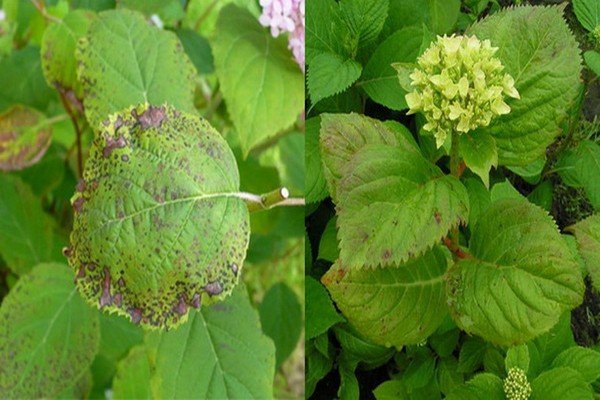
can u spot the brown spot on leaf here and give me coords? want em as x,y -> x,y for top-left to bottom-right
434,210 -> 442,224
76,179 -> 86,193
174,296 -> 188,315
191,293 -> 201,309
118,277 -> 125,287
121,154 -> 129,162
113,293 -> 122,307
205,281 -> 223,296
230,263 -> 239,276
129,308 -> 142,324
383,250 -> 391,259
99,268 -> 112,307
76,265 -> 86,279
87,263 -> 96,271
133,105 -> 167,130
102,134 -> 127,158
62,245 -> 73,258
73,197 -> 85,213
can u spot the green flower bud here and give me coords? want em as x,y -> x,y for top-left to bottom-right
503,367 -> 532,400
405,34 -> 520,148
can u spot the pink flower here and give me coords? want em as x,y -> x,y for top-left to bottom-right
259,0 -> 305,71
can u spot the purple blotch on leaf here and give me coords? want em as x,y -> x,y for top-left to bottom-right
204,281 -> 223,296
99,267 -> 112,307
132,105 -> 167,130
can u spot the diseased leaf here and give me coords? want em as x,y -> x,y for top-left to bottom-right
259,282 -> 302,368
360,26 -> 432,111
0,105 -> 53,171
0,175 -> 57,275
470,6 -> 582,166
573,0 -> 600,32
41,10 -> 97,97
67,104 -> 250,330
530,368 -> 593,400
567,214 -> 600,291
306,276 -> 345,340
306,117 -> 328,203
551,347 -> 600,384
147,284 -> 275,399
213,5 -> 303,156
308,52 -> 362,105
76,9 -> 196,129
0,263 -> 100,398
446,199 -> 584,346
336,144 -> 468,268
112,346 -> 151,400
320,113 -> 418,202
322,248 -> 448,348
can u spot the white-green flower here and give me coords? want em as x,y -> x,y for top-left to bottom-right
405,34 -> 520,148
503,367 -> 532,400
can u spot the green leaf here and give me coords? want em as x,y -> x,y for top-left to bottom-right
306,117 -> 328,203
0,175 -> 57,275
147,284 -> 275,399
483,347 -> 505,376
333,324 -> 395,367
0,263 -> 100,398
567,214 -> 600,291
460,131 -> 497,188
402,347 -> 436,390
438,357 -> 464,396
305,0 -> 350,64
335,144 -> 468,267
338,351 -> 360,400
175,28 -> 214,75
530,368 -> 593,400
446,199 -> 584,346
320,113 -> 418,202
97,312 -> 144,363
490,180 -> 523,202
507,156 -> 546,185
457,336 -> 486,374
427,0 -> 461,34
182,0 -> 260,37
308,52 -> 362,105
558,140 -> 600,209
463,177 -> 491,228
322,248 -> 448,348
373,380 -> 408,400
306,339 -> 334,398
116,0 -> 184,27
527,312 -> 575,379
0,46 -> 57,113
429,318 -> 460,358
112,346 -> 151,400
506,345 -> 530,373
76,9 -> 196,129
446,373 -> 504,400
41,10 -> 97,97
67,104 -> 250,330
527,180 -> 553,212
306,276 -> 345,340
259,282 -> 302,368
318,216 -> 339,262
573,0 -> 600,32
213,5 -> 303,156
339,0 -> 389,49
551,347 -> 600,384
584,51 -> 600,76
470,6 -> 582,167
383,0 -> 460,35
0,105 -> 53,171
360,26 -> 432,111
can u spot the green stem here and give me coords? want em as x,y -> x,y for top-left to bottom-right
449,130 -> 460,255
242,188 -> 305,213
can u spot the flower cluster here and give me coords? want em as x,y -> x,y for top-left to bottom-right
405,34 -> 519,148
503,367 -> 532,400
259,0 -> 305,72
